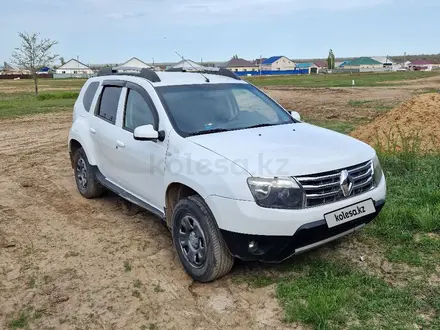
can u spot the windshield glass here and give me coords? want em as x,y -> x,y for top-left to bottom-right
157,84 -> 294,136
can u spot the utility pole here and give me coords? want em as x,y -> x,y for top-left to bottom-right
259,55 -> 262,76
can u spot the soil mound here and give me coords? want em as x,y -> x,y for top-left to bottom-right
351,93 -> 440,152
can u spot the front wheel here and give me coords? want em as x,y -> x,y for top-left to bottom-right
172,195 -> 234,282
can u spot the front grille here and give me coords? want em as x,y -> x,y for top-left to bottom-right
295,160 -> 374,208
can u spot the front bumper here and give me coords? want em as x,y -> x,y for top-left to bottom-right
220,200 -> 384,262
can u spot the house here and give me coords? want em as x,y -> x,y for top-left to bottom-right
371,56 -> 394,67
223,58 -> 257,72
114,57 -> 151,71
261,56 -> 296,71
314,60 -> 328,69
295,62 -> 318,74
37,66 -> 54,74
55,59 -> 94,75
0,62 -> 29,75
409,60 -> 434,71
170,59 -> 208,71
343,57 -> 383,70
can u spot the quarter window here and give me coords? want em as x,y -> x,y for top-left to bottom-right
83,82 -> 99,112
124,89 -> 155,131
97,86 -> 122,124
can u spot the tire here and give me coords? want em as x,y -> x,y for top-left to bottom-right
73,147 -> 104,199
172,195 -> 234,282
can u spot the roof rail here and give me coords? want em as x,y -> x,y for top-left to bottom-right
165,67 -> 241,81
97,67 -> 161,83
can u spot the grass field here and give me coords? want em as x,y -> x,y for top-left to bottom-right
246,71 -> 440,87
1,77 -> 439,329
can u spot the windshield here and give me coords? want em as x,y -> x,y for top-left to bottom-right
156,84 -> 294,137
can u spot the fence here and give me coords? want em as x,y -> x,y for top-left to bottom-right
235,69 -> 309,77
0,74 -> 53,80
53,73 -> 95,79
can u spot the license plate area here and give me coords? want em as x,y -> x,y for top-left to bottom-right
324,199 -> 375,228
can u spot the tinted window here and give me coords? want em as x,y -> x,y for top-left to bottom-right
124,89 -> 155,131
97,86 -> 122,124
157,84 -> 293,136
83,82 -> 99,112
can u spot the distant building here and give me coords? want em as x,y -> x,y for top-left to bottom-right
261,56 -> 296,71
371,56 -> 394,67
296,62 -> 318,74
314,60 -> 328,69
223,58 -> 257,72
56,59 -> 94,75
170,59 -> 209,71
409,60 -> 434,71
0,62 -> 29,75
343,57 -> 383,70
114,57 -> 151,71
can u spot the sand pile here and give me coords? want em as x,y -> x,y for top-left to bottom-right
351,93 -> 440,152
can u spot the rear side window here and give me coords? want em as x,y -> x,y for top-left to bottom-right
82,82 -> 99,112
97,86 -> 122,124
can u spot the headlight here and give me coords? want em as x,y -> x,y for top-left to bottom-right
372,156 -> 383,187
247,177 -> 304,209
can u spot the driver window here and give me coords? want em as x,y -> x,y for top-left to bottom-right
232,89 -> 278,122
124,89 -> 155,131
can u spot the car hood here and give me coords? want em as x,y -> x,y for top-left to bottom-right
187,123 -> 375,177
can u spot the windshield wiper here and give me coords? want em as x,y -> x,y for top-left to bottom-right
188,128 -> 230,136
245,123 -> 277,129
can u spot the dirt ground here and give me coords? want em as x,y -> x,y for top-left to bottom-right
0,83 -> 437,329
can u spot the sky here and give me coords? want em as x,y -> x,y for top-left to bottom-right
1,0 -> 439,65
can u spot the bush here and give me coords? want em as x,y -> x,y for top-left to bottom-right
37,91 -> 79,101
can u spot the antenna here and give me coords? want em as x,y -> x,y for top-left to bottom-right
175,51 -> 210,83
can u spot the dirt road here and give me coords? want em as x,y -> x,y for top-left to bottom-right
0,113 -> 297,329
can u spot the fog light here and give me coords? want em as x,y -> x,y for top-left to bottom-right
248,241 -> 258,253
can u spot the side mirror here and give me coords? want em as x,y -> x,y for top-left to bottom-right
133,124 -> 159,141
287,110 -> 301,121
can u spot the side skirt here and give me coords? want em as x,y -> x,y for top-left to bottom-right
93,167 -> 165,220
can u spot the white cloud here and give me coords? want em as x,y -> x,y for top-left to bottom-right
101,0 -> 392,23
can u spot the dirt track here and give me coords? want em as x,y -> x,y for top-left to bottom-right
0,113 -> 298,329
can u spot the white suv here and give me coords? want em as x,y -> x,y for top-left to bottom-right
69,67 -> 386,282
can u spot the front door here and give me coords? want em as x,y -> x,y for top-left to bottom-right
111,83 -> 167,211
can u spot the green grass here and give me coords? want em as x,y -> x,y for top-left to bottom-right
124,261 -> 132,272
36,91 -> 79,100
246,71 -> 440,88
275,259 -> 438,330
0,93 -> 75,118
347,100 -> 373,107
366,151 -> 440,269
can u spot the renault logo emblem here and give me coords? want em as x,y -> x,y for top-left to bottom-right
340,170 -> 354,197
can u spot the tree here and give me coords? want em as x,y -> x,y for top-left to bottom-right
60,57 -> 65,66
327,49 -> 335,71
232,54 -> 239,59
11,32 -> 58,95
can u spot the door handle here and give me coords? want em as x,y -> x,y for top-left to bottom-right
116,141 -> 125,149
89,128 -> 96,134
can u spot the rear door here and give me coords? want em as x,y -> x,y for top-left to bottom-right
88,81 -> 125,182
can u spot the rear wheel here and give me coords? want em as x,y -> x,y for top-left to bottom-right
73,148 -> 104,199
172,195 -> 234,282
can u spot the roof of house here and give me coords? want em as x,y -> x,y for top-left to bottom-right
410,60 -> 433,65
296,62 -> 315,68
58,59 -> 91,70
118,57 -> 150,68
371,56 -> 394,64
314,60 -> 327,68
254,58 -> 267,65
345,57 -> 382,66
224,58 -> 255,67
171,59 -> 206,70
262,56 -> 284,65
